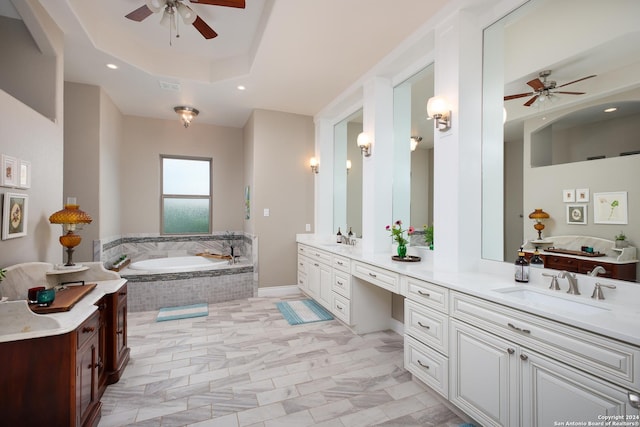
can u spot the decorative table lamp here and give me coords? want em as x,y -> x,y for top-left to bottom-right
528,208 -> 550,240
49,197 -> 92,266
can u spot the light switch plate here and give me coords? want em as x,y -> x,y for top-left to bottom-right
263,208 -> 270,217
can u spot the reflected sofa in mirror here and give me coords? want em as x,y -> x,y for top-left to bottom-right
333,109 -> 363,237
481,0 -> 640,281
393,63 -> 435,245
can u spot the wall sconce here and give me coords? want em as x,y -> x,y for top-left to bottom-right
49,197 -> 93,266
356,132 -> 372,157
174,106 -> 199,128
427,96 -> 451,131
528,208 -> 550,240
410,136 -> 422,151
309,157 -> 319,174
346,159 -> 352,174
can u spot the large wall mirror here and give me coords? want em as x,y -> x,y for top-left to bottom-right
393,64 -> 435,240
334,109 -> 363,237
482,0 -> 640,281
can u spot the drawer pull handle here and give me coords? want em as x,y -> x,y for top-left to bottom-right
417,321 -> 431,330
116,329 -> 124,334
337,261 -> 343,265
507,348 -> 515,355
82,326 -> 95,333
507,323 -> 531,334
418,290 -> 430,297
337,280 -> 344,286
336,305 -> 343,310
369,273 -> 377,278
520,354 -> 529,361
299,262 -> 303,266
417,360 -> 430,369
314,263 -> 320,267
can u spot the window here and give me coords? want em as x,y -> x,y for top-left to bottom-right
161,156 -> 212,234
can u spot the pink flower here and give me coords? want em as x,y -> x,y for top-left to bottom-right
386,225 -> 391,230
408,226 -> 415,234
395,220 -> 402,226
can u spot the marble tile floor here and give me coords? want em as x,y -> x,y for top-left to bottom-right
99,293 -> 465,427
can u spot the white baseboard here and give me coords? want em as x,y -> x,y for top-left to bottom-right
389,317 -> 404,336
258,285 -> 302,298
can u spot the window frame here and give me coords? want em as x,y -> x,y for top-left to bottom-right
160,154 -> 213,235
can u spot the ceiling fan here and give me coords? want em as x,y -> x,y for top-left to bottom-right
504,70 -> 596,107
125,0 -> 246,40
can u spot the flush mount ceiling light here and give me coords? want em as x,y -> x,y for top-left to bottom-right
174,106 -> 199,128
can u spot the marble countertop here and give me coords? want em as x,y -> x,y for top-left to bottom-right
297,235 -> 640,347
0,278 -> 127,343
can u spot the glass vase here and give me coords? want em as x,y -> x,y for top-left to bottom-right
397,242 -> 407,258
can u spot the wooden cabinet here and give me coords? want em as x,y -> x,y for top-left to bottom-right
525,253 -> 636,281
75,311 -> 102,427
105,284 -> 130,385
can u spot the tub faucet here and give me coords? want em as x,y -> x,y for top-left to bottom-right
588,265 -> 607,277
558,271 -> 580,295
228,246 -> 236,264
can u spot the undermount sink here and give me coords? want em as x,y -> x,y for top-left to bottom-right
494,287 -> 611,315
0,300 -> 61,335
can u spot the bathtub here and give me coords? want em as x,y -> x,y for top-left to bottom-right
129,256 -> 228,273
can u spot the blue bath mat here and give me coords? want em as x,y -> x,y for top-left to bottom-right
156,303 -> 208,322
276,299 -> 333,325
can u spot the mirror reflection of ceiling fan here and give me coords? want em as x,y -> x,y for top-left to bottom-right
125,0 -> 246,40
504,70 -> 596,106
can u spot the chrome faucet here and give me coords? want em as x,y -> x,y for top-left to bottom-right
558,271 -> 580,295
591,282 -> 616,300
588,266 -> 607,277
340,235 -> 356,246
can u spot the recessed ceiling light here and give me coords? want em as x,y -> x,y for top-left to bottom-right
604,107 -> 617,113
106,63 -> 118,70
237,85 -> 246,91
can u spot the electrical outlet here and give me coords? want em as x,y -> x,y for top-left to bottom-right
263,208 -> 270,217
305,224 -> 311,231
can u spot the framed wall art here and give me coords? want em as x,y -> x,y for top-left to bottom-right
576,188 -> 589,202
19,160 -> 31,189
2,192 -> 28,239
566,204 -> 587,225
562,189 -> 575,202
1,154 -> 18,187
593,191 -> 628,224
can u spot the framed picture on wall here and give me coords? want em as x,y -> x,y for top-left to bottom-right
562,189 -> 575,202
2,192 -> 28,239
1,155 -> 18,187
594,191 -> 628,224
566,204 -> 587,225
576,188 -> 589,202
18,160 -> 31,189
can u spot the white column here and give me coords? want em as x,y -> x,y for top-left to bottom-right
314,117 -> 335,235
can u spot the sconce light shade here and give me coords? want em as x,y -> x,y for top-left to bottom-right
309,157 -> 319,174
427,96 -> 451,132
410,136 -> 422,151
528,208 -> 550,240
174,106 -> 199,128
346,159 -> 352,174
356,132 -> 372,157
49,197 -> 93,266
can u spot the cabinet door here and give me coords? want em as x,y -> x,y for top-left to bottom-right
521,350 -> 638,426
76,317 -> 101,427
450,319 -> 519,427
317,262 -> 332,309
115,286 -> 128,363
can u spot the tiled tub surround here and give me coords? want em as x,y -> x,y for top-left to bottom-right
95,233 -> 257,312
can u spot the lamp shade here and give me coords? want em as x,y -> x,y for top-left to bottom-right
49,203 -> 92,225
528,209 -> 549,221
427,96 -> 448,118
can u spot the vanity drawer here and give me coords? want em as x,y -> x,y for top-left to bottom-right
332,254 -> 351,273
451,291 -> 640,391
404,335 -> 448,398
544,255 -> 578,272
332,269 -> 351,298
404,276 -> 449,313
298,244 -> 332,265
405,300 -> 448,355
331,292 -> 351,324
351,261 -> 400,293
77,310 -> 100,350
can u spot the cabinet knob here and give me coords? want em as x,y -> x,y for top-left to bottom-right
417,360 -> 430,369
119,291 -> 127,296
520,354 -> 529,361
507,348 -> 515,355
82,326 -> 95,333
116,329 -> 124,335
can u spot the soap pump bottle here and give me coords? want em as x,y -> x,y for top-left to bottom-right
530,249 -> 544,269
514,247 -> 530,283
336,227 -> 342,243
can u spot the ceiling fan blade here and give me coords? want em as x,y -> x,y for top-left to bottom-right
557,74 -> 596,88
190,0 -> 245,8
524,95 -> 539,107
504,92 -> 535,101
193,16 -> 218,39
554,91 -> 586,95
125,5 -> 154,21
526,78 -> 545,91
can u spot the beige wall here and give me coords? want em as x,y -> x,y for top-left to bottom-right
120,116 -> 244,234
0,1 -> 64,268
243,114 -> 255,235
249,110 -> 315,287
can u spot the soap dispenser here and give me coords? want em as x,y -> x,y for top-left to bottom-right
514,247 -> 530,283
530,249 -> 544,269
336,227 -> 342,243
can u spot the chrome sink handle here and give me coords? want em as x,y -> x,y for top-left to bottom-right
591,282 -> 616,300
542,273 -> 560,291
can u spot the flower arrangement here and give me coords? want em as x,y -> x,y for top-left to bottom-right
386,220 -> 414,247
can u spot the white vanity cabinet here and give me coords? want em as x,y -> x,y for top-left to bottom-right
450,291 -> 640,426
297,244 -> 332,309
403,276 -> 450,398
331,253 -> 351,324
